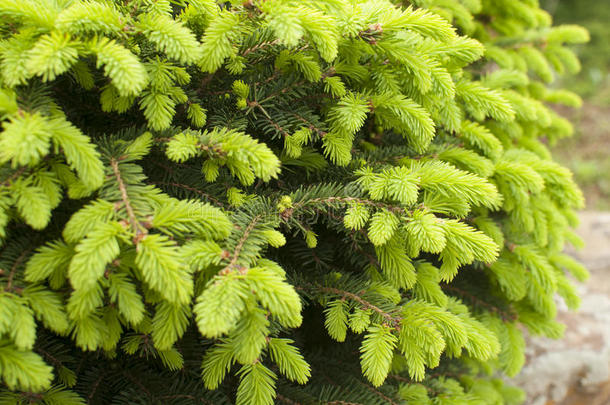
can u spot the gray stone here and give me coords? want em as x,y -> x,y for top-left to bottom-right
515,211 -> 610,405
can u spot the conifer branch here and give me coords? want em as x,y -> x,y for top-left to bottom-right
276,394 -> 302,405
0,166 -> 28,187
121,370 -> 151,398
110,158 -> 146,239
224,214 -> 264,271
160,394 -> 216,404
87,372 -> 106,403
361,382 -> 401,405
442,285 -> 517,321
315,286 -> 400,327
292,196 -> 406,213
388,374 -> 411,383
242,39 -> 281,56
261,110 -> 290,138
156,136 -> 226,157
199,73 -> 215,90
5,249 -> 29,292
291,112 -> 327,137
152,181 -> 225,207
259,81 -> 308,104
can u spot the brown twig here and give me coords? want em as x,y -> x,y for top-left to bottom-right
276,394 -> 302,405
110,158 -> 146,241
88,371 -> 107,402
361,382 -> 400,405
315,285 -> 400,328
291,112 -> 328,137
151,181 -> 225,207
1,166 -> 28,188
291,196 -> 408,215
242,39 -> 281,56
159,394 -> 215,404
221,214 -> 263,274
5,249 -> 29,292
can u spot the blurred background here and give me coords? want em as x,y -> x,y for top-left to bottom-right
517,3 -> 610,405
543,0 -> 610,209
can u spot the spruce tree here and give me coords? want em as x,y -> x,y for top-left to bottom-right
0,0 -> 590,404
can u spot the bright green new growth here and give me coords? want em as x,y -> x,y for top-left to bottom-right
0,0 -> 588,404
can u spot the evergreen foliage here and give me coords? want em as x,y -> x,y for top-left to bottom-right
0,0 -> 588,403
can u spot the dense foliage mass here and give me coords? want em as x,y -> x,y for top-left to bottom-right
0,0 -> 590,404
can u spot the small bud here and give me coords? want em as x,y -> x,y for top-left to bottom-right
236,98 -> 248,109
227,187 -> 246,207
305,230 -> 318,248
369,23 -> 383,33
277,196 -> 293,213
263,230 -> 286,248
